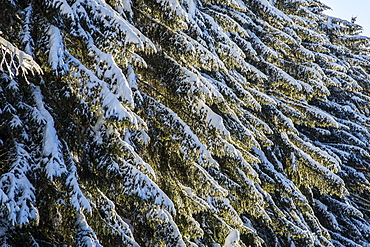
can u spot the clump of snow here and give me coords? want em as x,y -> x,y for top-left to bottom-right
32,86 -> 67,180
224,229 -> 240,247
194,100 -> 230,138
0,36 -> 42,78
75,214 -> 103,247
47,25 -> 67,74
0,143 -> 39,227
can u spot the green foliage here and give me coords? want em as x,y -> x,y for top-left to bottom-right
1,0 -> 370,246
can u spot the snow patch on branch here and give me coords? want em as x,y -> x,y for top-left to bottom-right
32,85 -> 67,180
224,229 -> 240,247
48,25 -> 67,74
0,36 -> 42,78
0,143 -> 38,227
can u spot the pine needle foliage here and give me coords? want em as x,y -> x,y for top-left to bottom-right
1,0 -> 370,246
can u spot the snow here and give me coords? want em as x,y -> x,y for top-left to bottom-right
267,62 -> 303,91
118,131 -> 156,179
121,0 -> 134,18
0,143 -> 38,227
194,162 -> 228,197
67,52 -> 138,125
223,229 -> 240,247
127,64 -> 138,90
88,0 -> 156,50
314,199 -> 340,230
47,25 -> 66,74
32,85 -> 67,180
21,4 -> 34,56
280,133 -> 347,196
146,207 -> 186,246
247,88 -> 276,105
182,186 -> 194,197
96,189 -> 139,246
122,162 -> 176,213
186,0 -> 196,18
101,82 -> 133,119
194,100 -> 231,138
92,115 -> 104,144
143,93 -> 220,168
51,0 -> 74,19
0,35 -> 42,78
157,0 -> 188,23
258,0 -> 293,24
6,79 -> 19,92
91,45 -> 133,104
66,163 -> 92,213
75,214 -> 103,247
3,0 -> 370,244
9,115 -> 22,128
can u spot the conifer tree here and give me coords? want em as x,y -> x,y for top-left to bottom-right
1,0 -> 370,246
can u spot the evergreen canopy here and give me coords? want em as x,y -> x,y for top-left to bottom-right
1,0 -> 370,246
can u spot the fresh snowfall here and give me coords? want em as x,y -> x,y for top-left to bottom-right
0,0 -> 370,246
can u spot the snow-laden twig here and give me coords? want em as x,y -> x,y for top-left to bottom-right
0,36 -> 42,78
